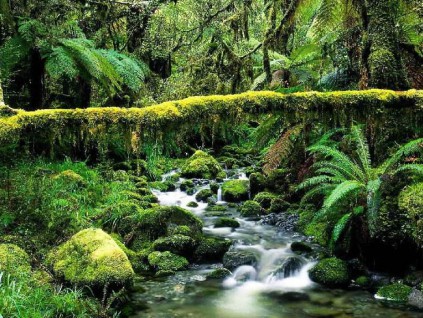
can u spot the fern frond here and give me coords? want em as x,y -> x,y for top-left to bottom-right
394,164 -> 423,176
366,178 -> 382,236
330,212 -> 352,248
300,183 -> 336,204
297,175 -> 342,190
351,125 -> 371,179
263,124 -> 303,175
308,145 -> 365,181
380,138 -> 423,173
321,180 -> 364,214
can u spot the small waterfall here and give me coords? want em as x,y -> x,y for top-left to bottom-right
217,187 -> 222,202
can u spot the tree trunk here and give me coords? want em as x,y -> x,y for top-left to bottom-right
360,0 -> 409,90
29,48 -> 44,110
0,78 -> 5,106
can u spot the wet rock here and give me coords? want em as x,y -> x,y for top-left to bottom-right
222,180 -> 249,202
193,237 -> 232,263
187,201 -> 199,208
195,189 -> 214,202
272,256 -> 304,279
207,268 -> 232,279
223,250 -> 257,270
303,307 -> 344,317
259,213 -> 299,232
309,258 -> 350,288
214,217 -> 240,228
265,291 -> 310,302
408,288 -> 423,309
291,241 -> 313,254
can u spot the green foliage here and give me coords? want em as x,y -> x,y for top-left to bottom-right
147,251 -> 188,274
222,180 -> 249,202
239,200 -> 262,217
0,273 -> 96,318
181,150 -> 223,180
298,125 -> 423,247
0,244 -> 31,277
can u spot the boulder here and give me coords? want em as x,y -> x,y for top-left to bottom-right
239,200 -> 262,217
222,180 -> 249,202
195,189 -> 214,202
376,283 -> 412,302
0,244 -> 31,276
223,250 -> 257,270
148,251 -> 188,275
194,237 -> 232,263
214,217 -> 240,228
47,229 -> 134,287
181,151 -> 223,179
308,257 -> 350,287
152,235 -> 196,257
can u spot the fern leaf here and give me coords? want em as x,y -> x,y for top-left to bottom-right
297,175 -> 342,190
263,124 -> 303,175
394,164 -> 423,176
300,183 -> 336,204
330,212 -> 352,248
351,125 -> 372,179
380,138 -> 423,173
366,178 -> 382,236
321,180 -> 364,214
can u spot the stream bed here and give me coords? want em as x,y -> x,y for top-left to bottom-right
128,171 -> 423,318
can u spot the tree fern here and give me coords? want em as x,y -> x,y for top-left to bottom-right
299,125 -> 423,248
330,212 -> 352,248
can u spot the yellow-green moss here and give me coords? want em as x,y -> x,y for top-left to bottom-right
181,150 -> 223,179
1,90 -> 421,157
47,228 -> 134,287
399,183 -> 423,244
147,251 -> 188,273
308,257 -> 350,287
0,244 -> 31,276
376,283 -> 412,302
222,180 -> 249,202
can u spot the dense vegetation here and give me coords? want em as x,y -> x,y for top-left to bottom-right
0,0 -> 423,317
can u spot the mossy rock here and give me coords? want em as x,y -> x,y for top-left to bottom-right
214,217 -> 240,228
149,181 -> 176,192
399,183 -> 423,243
193,237 -> 232,263
0,244 -> 31,276
239,200 -> 262,217
355,276 -> 370,287
207,268 -> 232,279
181,151 -> 223,179
148,251 -> 188,273
216,171 -> 227,181
180,179 -> 195,191
376,283 -> 412,302
206,205 -> 228,212
308,257 -> 350,287
253,192 -> 277,209
170,225 -> 193,237
269,198 -> 290,213
187,201 -> 199,208
249,172 -> 266,196
291,241 -> 313,254
195,189 -> 214,202
47,228 -> 134,288
222,180 -> 249,202
152,235 -> 196,257
133,206 -> 203,243
210,182 -> 220,194
111,234 -> 150,273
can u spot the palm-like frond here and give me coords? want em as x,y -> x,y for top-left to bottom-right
330,212 -> 352,247
351,125 -> 371,179
394,163 -> 423,176
308,145 -> 365,181
380,138 -> 423,173
300,183 -> 336,204
321,180 -> 364,214
366,178 -> 382,235
297,175 -> 342,190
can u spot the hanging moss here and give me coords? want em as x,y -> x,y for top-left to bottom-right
0,90 -> 421,159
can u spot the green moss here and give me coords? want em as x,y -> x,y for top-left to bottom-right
149,181 -> 176,192
0,244 -> 31,276
308,257 -> 350,287
180,179 -> 195,191
170,225 -> 193,237
132,206 -> 203,242
214,217 -> 240,228
399,183 -> 423,243
147,251 -> 188,273
47,228 -> 134,287
222,180 -> 249,202
253,192 -> 276,209
207,268 -> 232,279
269,198 -> 290,213
194,237 -> 232,263
181,150 -> 223,179
355,276 -> 370,287
206,205 -> 228,212
239,200 -> 262,217
152,234 -> 196,257
376,283 -> 412,302
195,189 -> 214,202
187,201 -> 199,208
290,241 -> 312,254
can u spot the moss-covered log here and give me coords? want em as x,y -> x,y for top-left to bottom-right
0,89 -> 422,159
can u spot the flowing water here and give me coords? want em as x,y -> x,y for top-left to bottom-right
128,171 -> 423,318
